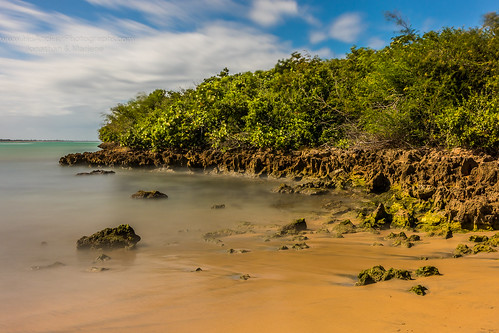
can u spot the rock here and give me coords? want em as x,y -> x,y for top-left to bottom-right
461,157 -> 478,176
211,204 -> 225,209
472,244 -> 497,254
278,245 -> 289,250
195,267 -> 203,272
278,218 -> 307,235
356,265 -> 412,286
469,235 -> 489,242
408,234 -> 421,242
273,184 -> 295,194
385,232 -> 408,240
30,261 -> 65,271
409,285 -> 428,296
88,267 -> 110,272
95,254 -> 111,262
415,266 -> 441,277
240,274 -> 251,280
331,219 -> 356,234
361,203 -> 391,229
76,224 -> 141,250
76,169 -> 115,176
131,190 -> 168,199
453,244 -> 472,257
368,172 -> 390,194
292,242 -> 309,250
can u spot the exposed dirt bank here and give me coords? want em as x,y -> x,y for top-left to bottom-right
60,146 -> 499,231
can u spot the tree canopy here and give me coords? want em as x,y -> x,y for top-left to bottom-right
99,13 -> 498,153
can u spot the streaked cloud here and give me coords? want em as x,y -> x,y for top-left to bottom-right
329,12 -> 365,43
249,0 -> 299,27
367,36 -> 386,49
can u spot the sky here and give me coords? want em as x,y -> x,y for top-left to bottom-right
0,0 -> 497,140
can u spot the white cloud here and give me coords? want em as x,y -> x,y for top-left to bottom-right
309,31 -> 327,44
249,0 -> 298,27
0,2 -> 291,139
329,12 -> 364,43
86,0 -> 244,27
367,37 -> 385,49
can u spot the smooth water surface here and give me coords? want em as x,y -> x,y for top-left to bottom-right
0,142 -> 335,332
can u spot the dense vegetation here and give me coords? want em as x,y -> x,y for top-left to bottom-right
99,13 -> 498,152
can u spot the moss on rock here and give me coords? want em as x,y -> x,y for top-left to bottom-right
415,266 -> 441,277
356,265 -> 412,286
76,224 -> 141,250
409,285 -> 428,296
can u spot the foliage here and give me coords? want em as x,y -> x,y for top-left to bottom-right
99,13 -> 498,152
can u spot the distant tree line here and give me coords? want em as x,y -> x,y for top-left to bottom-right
99,12 -> 498,153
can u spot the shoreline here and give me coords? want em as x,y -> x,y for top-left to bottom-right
60,146 -> 499,232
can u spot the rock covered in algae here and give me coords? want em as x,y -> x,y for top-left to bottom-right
453,244 -> 472,257
131,190 -> 168,199
76,224 -> 141,250
409,285 -> 428,296
356,265 -> 412,286
415,266 -> 441,277
277,218 -> 307,235
469,235 -> 489,243
331,219 -> 356,234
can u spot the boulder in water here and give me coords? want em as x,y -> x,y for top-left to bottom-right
77,224 -> 141,250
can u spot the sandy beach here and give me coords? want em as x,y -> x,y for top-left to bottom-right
3,213 -> 499,333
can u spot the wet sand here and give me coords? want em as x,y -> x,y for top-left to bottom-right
3,215 -> 499,333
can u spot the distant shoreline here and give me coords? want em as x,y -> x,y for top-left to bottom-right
0,139 -> 99,143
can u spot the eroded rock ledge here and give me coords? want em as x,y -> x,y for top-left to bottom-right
60,146 -> 499,230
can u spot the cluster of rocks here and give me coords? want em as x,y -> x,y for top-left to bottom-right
60,146 -> 499,232
356,265 -> 441,296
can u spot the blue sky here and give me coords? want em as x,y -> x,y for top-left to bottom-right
0,0 -> 497,140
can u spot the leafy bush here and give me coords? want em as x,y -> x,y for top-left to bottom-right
99,13 -> 498,153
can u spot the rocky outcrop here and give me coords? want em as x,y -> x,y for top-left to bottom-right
76,170 -> 115,176
60,146 -> 499,231
131,190 -> 168,199
76,224 -> 141,250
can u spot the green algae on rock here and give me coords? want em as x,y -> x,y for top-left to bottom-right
277,218 -> 307,236
453,244 -> 473,257
331,219 -> 356,235
76,224 -> 141,250
415,266 -> 441,277
409,285 -> 428,296
356,265 -> 412,286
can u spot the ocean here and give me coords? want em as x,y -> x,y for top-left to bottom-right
0,141 -> 330,332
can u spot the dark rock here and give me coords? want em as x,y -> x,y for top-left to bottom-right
408,234 -> 421,242
76,224 -> 141,250
469,235 -> 489,242
278,245 -> 289,250
415,266 -> 441,277
278,218 -> 307,235
131,190 -> 168,199
409,285 -> 428,296
331,219 -> 356,234
76,169 -> 115,176
292,242 -> 310,250
195,267 -> 203,272
356,265 -> 412,286
211,204 -> 226,209
368,172 -> 390,194
453,244 -> 472,257
472,244 -> 497,254
240,274 -> 251,280
361,203 -> 391,229
461,157 -> 478,176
